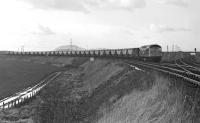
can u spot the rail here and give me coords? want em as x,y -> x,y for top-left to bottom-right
126,60 -> 200,86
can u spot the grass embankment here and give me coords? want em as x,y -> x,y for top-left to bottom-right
34,58 -> 200,123
33,58 -> 125,123
1,57 -> 200,123
97,74 -> 200,123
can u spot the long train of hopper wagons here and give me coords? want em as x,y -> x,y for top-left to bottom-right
7,44 -> 163,62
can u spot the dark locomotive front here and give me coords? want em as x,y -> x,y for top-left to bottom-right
139,44 -> 162,62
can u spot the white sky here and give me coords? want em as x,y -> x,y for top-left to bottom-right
0,0 -> 199,51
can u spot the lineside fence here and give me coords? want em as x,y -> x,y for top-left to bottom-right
0,71 -> 61,110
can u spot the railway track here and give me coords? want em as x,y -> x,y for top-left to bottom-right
175,59 -> 200,75
126,60 -> 200,86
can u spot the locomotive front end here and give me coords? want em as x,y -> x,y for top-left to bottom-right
139,44 -> 162,62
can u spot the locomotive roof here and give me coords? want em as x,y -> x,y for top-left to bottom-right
140,44 -> 161,49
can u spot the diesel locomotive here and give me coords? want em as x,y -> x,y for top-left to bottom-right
8,44 -> 162,62
139,44 -> 162,62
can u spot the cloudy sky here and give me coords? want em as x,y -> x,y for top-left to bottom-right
0,0 -> 199,51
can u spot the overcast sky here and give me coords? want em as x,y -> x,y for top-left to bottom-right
0,0 -> 199,51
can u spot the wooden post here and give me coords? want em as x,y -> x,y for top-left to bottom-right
24,97 -> 26,103
17,98 -> 19,105
18,98 -> 20,104
11,101 -> 13,107
14,100 -> 16,106
3,102 -> 4,110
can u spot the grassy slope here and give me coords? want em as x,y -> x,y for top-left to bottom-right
32,58 -> 125,123
34,58 -> 200,123
81,59 -> 124,94
97,75 -> 178,123
96,73 -> 200,123
1,57 -> 200,123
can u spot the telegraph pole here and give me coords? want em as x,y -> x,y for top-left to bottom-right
87,43 -> 88,50
70,38 -> 72,51
21,45 -> 24,52
167,45 -> 168,52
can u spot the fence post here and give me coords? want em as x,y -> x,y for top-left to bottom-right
3,102 -> 4,110
14,100 -> 16,107
17,98 -> 19,105
25,96 -> 28,102
12,100 -> 15,107
11,100 -> 13,108
24,97 -> 26,103
16,99 -> 19,105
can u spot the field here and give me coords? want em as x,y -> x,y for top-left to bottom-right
0,55 -> 59,100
